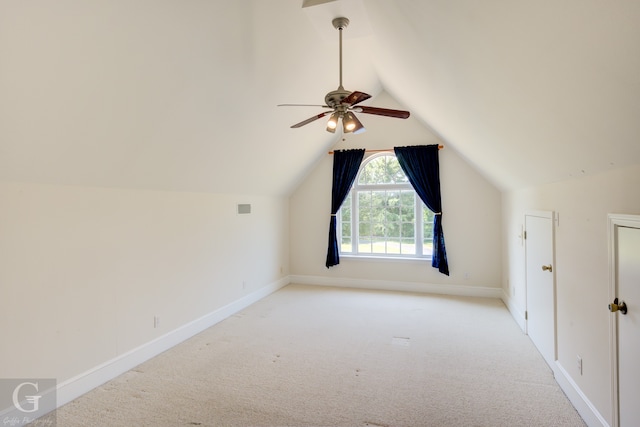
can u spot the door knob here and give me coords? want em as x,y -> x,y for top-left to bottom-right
609,298 -> 627,315
541,264 -> 553,272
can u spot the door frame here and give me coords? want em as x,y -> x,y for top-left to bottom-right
608,213 -> 640,427
524,210 -> 557,365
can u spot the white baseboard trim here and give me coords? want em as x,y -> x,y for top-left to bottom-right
501,289 -> 526,332
18,277 -> 289,420
502,291 -> 606,426
290,275 -> 502,299
554,362 -> 609,427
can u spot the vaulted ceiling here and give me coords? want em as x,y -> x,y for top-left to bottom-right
2,0 -> 639,195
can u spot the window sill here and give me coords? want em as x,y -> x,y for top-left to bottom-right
340,254 -> 432,263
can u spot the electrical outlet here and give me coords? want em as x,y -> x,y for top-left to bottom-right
577,355 -> 582,375
154,316 -> 160,329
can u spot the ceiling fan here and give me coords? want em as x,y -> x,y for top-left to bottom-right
278,17 -> 410,134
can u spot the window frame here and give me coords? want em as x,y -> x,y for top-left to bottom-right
338,152 -> 433,260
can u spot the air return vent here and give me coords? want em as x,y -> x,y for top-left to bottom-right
237,204 -> 251,214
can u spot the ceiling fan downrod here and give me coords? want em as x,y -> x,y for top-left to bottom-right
332,17 -> 349,90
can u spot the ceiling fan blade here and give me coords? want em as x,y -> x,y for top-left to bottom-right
341,91 -> 371,106
278,104 -> 332,108
290,111 -> 332,128
355,106 -> 410,119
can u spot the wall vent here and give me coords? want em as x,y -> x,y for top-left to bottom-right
237,204 -> 251,214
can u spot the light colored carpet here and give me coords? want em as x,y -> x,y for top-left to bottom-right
43,284 -> 586,426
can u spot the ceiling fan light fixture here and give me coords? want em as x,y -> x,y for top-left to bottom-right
342,111 -> 364,134
326,112 -> 339,133
343,112 -> 355,132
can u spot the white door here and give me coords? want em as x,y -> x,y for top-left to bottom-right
525,212 -> 556,368
612,223 -> 640,426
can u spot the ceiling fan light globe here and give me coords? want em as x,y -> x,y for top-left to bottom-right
343,111 -> 358,133
326,112 -> 340,132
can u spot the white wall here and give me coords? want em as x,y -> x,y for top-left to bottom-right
289,92 -> 502,294
0,182 -> 289,384
502,164 -> 640,425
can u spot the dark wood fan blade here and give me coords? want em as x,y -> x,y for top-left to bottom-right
291,111 -> 332,128
278,104 -> 332,108
341,91 -> 371,106
356,106 -> 410,119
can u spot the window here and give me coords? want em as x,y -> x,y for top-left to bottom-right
338,153 -> 434,258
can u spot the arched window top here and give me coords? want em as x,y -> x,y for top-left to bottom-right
357,153 -> 409,185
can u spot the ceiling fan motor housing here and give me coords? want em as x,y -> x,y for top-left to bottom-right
325,87 -> 351,109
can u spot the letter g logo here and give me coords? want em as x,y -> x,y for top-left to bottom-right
12,381 -> 41,413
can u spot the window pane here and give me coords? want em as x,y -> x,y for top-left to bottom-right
387,221 -> 400,239
360,164 -> 372,184
339,193 -> 352,252
341,222 -> 351,253
341,194 -> 351,219
358,157 -> 378,184
341,222 -> 351,236
359,236 -> 372,253
401,238 -> 416,255
359,191 -> 372,205
386,237 -> 400,254
358,155 -> 409,185
400,204 -> 413,222
386,191 -> 400,221
359,221 -> 371,237
372,242 -> 386,254
373,224 -> 385,240
401,222 -> 414,238
400,190 -> 414,206
382,157 -> 393,184
387,157 -> 402,183
372,191 -> 385,210
423,205 -> 434,255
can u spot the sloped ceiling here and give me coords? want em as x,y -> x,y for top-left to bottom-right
1,0 -> 639,195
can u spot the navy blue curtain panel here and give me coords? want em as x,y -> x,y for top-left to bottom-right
394,145 -> 449,275
326,149 -> 365,268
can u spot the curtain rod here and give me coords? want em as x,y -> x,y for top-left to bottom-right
328,145 -> 443,154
